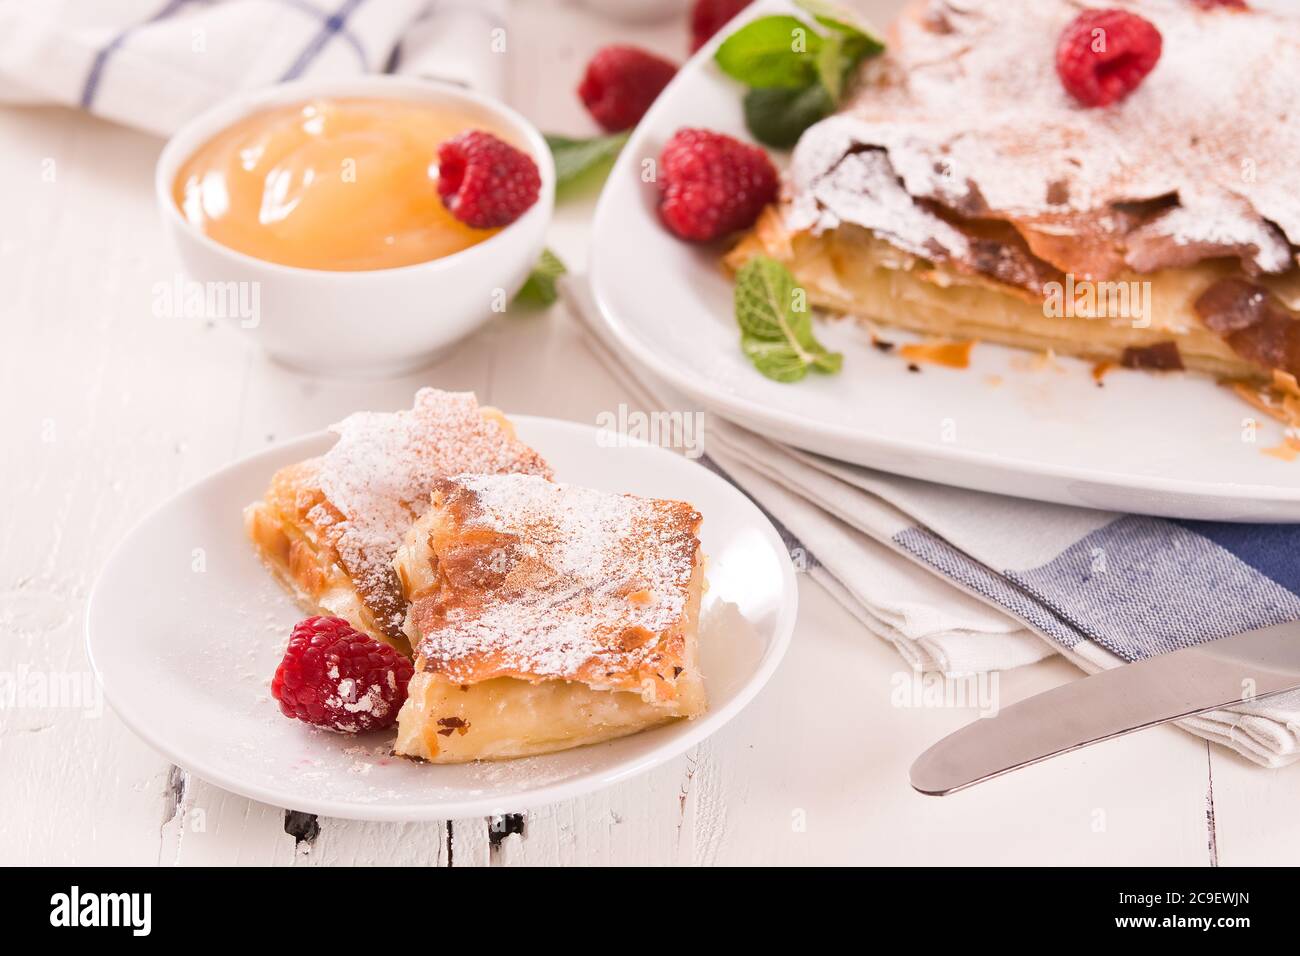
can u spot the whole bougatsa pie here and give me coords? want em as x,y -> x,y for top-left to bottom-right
729,0 -> 1300,414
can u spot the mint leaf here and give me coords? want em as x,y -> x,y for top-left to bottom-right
734,255 -> 842,382
815,31 -> 845,101
545,132 -> 628,191
839,30 -> 885,67
810,345 -> 843,374
797,0 -> 884,97
740,336 -> 813,382
741,335 -> 841,382
514,248 -> 567,306
714,15 -> 823,89
735,254 -> 796,339
722,7 -> 884,150
743,84 -> 834,149
795,0 -> 886,54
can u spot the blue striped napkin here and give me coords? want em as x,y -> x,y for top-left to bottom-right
0,0 -> 508,136
566,277 -> 1300,769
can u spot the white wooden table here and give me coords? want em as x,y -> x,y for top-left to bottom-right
2,0 -> 1297,867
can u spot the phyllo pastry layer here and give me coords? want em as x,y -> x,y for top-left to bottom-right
244,389 -> 551,653
392,473 -> 706,762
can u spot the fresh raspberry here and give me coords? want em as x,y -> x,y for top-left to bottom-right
1056,9 -> 1163,107
578,45 -> 678,133
437,130 -> 541,229
271,616 -> 413,734
690,0 -> 753,53
657,128 -> 778,242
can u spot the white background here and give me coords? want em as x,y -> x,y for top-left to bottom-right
1,0 -> 1296,865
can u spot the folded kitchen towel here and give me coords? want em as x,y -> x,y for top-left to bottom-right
0,0 -> 509,136
564,275 -> 1300,769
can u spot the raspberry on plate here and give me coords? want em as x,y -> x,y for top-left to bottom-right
271,616 -> 414,734
1056,8 -> 1163,107
690,0 -> 753,53
578,45 -> 678,133
657,128 -> 778,242
437,130 -> 541,229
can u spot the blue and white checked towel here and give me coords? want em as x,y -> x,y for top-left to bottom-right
0,0 -> 508,136
566,277 -> 1300,769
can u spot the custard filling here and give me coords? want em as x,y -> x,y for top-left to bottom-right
174,98 -> 519,270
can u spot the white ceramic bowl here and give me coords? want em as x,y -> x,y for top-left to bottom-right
155,76 -> 554,378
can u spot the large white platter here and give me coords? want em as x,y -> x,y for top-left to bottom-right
589,0 -> 1300,522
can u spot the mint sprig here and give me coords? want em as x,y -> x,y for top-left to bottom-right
735,256 -> 841,382
797,0 -> 886,49
815,31 -> 847,101
742,84 -> 834,150
514,248 -> 567,307
714,0 -> 884,149
714,15 -> 823,88
545,132 -> 629,192
808,0 -> 884,91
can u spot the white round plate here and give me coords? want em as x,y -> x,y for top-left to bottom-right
589,0 -> 1300,522
86,417 -> 797,821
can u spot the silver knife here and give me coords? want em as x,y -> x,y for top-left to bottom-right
910,621 -> 1300,795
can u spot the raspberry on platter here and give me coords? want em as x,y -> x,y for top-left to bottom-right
657,128 -> 779,242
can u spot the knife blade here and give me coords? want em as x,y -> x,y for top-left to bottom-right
910,621 -> 1300,795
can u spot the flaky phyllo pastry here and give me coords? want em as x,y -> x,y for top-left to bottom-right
391,474 -> 706,762
245,389 -> 551,655
729,0 -> 1300,409
247,391 -> 708,761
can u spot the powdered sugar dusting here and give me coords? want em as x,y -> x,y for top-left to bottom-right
412,474 -> 701,687
324,679 -> 391,734
809,148 -> 971,261
788,0 -> 1300,276
314,389 -> 551,636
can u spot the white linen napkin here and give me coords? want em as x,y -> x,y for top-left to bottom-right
563,276 -> 1300,768
0,0 -> 509,136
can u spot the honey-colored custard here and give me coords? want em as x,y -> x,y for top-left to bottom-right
173,98 -> 514,271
